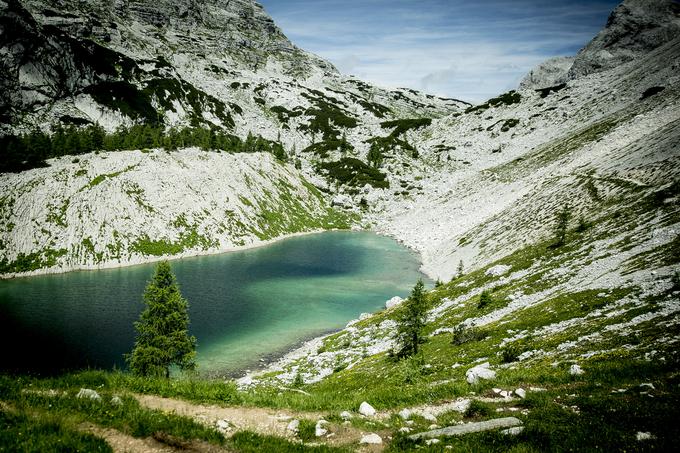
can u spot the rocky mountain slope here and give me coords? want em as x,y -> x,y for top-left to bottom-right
1,0 -> 679,450
0,0 -> 469,275
238,0 -> 680,402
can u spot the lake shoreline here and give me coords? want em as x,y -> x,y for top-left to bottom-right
0,228 -> 337,280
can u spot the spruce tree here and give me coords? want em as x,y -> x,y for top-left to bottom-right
553,205 -> 571,246
396,279 -> 428,358
127,261 -> 197,377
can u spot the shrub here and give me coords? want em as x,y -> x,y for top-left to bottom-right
478,290 -> 493,309
297,419 -> 316,442
451,325 -> 486,345
465,400 -> 494,418
501,343 -> 524,363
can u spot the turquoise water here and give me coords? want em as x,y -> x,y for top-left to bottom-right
0,231 -> 427,376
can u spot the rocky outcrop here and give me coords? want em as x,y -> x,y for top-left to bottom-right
567,0 -> 680,79
518,56 -> 575,90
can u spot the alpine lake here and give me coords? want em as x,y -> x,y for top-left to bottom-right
0,231 -> 429,377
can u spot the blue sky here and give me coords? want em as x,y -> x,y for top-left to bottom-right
259,0 -> 621,102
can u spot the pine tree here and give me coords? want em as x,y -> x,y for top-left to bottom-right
553,205 -> 571,246
396,279 -> 428,358
127,261 -> 197,377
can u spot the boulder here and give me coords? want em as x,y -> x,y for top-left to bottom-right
466,362 -> 496,384
287,419 -> 299,432
485,265 -> 511,277
332,194 -> 353,208
385,296 -> 404,309
360,433 -> 383,444
359,401 -> 376,417
76,388 -> 101,401
315,420 -> 328,437
110,395 -> 123,405
399,408 -> 412,420
340,410 -> 352,420
501,426 -> 525,435
515,388 -> 526,399
409,417 -> 523,439
569,364 -> 585,376
216,419 -> 230,432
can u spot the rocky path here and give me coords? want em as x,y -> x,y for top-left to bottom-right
134,394 -> 383,451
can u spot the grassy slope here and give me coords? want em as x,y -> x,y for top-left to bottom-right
3,179 -> 677,451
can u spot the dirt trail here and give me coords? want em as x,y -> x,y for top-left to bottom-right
81,423 -> 230,453
134,394 -> 384,451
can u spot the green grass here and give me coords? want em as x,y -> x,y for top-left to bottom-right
0,409 -> 112,452
0,374 -> 224,450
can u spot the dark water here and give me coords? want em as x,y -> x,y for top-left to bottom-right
0,231 -> 427,376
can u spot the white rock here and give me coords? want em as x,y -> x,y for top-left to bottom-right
422,412 -> 437,422
426,439 -> 441,445
340,411 -> 352,420
287,419 -> 299,432
569,364 -> 585,376
501,426 -> 525,435
331,194 -> 353,208
236,376 -> 253,387
360,433 -> 382,444
110,395 -> 122,405
359,401 -> 376,417
529,387 -> 547,392
639,383 -> 655,390
385,296 -> 404,309
515,388 -> 526,399
216,419 -> 230,431
466,363 -> 497,384
636,431 -> 654,441
315,420 -> 328,437
399,409 -> 412,420
359,313 -> 372,320
485,265 -> 511,276
76,388 -> 101,401
399,427 -> 412,433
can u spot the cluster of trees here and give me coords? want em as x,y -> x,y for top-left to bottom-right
0,125 -> 287,173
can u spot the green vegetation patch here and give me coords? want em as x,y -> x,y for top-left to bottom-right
0,248 -> 67,274
300,91 -> 358,141
318,158 -> 389,189
302,138 -> 354,159
380,118 -> 432,136
270,105 -> 305,123
466,90 -> 522,114
86,165 -> 137,189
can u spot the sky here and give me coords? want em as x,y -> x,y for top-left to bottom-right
258,0 -> 621,103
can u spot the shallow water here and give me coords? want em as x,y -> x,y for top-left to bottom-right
0,231 -> 428,376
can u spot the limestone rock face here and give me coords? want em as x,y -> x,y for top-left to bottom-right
567,0 -> 680,79
518,56 -> 575,90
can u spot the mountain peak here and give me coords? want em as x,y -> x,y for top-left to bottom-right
567,0 -> 680,78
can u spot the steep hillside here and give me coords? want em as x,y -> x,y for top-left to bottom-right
0,0 -> 466,138
0,149 -> 351,275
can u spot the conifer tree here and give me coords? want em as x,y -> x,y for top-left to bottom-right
553,205 -> 571,246
127,261 -> 196,377
396,279 -> 428,357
